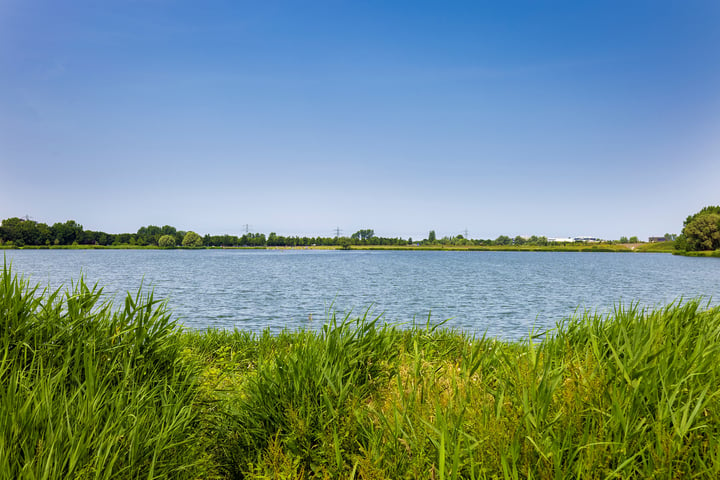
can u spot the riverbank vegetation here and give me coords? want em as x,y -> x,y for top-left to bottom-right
674,206 -> 720,255
3,265 -> 720,478
314,243 -> 645,253
0,216 -> 670,251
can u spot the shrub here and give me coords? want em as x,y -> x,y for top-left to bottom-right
182,231 -> 203,247
158,234 -> 176,247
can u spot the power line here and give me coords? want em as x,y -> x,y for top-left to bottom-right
333,226 -> 342,237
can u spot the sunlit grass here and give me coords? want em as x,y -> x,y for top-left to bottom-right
0,262 -> 219,479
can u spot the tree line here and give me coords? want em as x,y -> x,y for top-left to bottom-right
0,218 -> 576,248
5,211 -> 713,249
0,218 -> 557,248
0,219 -> 399,248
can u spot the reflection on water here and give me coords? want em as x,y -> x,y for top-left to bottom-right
5,249 -> 719,340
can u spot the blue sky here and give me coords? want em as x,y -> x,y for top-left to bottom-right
2,0 -> 719,240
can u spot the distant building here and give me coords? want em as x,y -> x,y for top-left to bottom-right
573,236 -> 601,243
648,237 -> 667,243
548,236 -> 602,243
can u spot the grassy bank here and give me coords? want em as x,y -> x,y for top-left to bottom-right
675,250 -> 720,258
3,266 -> 720,478
340,244 -> 637,252
633,241 -> 677,253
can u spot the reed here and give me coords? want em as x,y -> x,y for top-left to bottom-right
193,304 -> 720,479
0,262 -> 218,479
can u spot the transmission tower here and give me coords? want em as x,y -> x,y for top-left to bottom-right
333,226 -> 342,238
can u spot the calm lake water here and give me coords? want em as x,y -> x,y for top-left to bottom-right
4,249 -> 719,340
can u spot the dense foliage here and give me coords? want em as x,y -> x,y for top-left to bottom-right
0,217 -> 582,249
0,218 -> 188,248
676,206 -> 720,252
0,216 -> 667,249
4,265 -> 720,478
158,234 -> 176,247
182,231 -> 204,247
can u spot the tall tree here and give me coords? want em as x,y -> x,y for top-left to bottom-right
682,209 -> 720,251
52,220 -> 83,245
494,235 -> 511,246
351,229 -> 375,241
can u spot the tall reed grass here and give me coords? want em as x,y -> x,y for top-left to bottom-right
3,262 -> 720,478
0,263 -> 217,479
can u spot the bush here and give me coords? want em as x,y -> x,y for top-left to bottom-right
182,231 -> 203,247
158,234 -> 176,247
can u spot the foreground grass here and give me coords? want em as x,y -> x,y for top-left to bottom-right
3,265 -> 720,478
0,264 -> 218,479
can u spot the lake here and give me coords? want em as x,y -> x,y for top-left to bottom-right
4,249 -> 719,340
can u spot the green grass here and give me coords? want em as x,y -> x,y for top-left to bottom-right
0,263 -> 218,479
634,241 -> 676,253
675,250 -> 720,258
3,264 -> 720,478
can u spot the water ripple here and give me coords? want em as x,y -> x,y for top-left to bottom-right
4,249 -> 719,340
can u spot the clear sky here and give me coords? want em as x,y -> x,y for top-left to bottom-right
2,0 -> 719,241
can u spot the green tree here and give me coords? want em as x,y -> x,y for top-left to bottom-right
629,236 -> 639,243
494,235 -> 511,246
674,234 -> 688,251
158,235 -> 176,247
0,217 -> 48,245
182,231 -> 203,247
351,229 -> 375,241
684,206 -> 720,226
137,225 -> 162,245
175,231 -> 186,246
683,210 -> 720,251
51,220 -> 83,245
527,235 -> 548,246
267,232 -> 280,246
428,230 -> 436,243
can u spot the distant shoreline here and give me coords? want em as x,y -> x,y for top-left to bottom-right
1,243 -> 685,254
